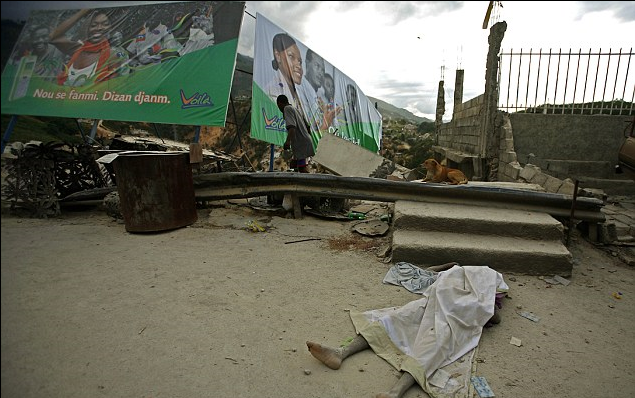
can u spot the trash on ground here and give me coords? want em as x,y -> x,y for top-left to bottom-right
545,275 -> 571,285
347,211 -> 366,220
351,220 -> 389,236
471,376 -> 495,397
284,238 -> 321,244
510,336 -> 522,347
518,311 -> 540,322
246,220 -> 266,232
553,275 -> 571,285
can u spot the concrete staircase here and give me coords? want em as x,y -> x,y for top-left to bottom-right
391,200 -> 573,276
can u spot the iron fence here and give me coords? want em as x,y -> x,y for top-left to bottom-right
497,48 -> 634,115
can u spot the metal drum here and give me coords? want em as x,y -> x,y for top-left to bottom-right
113,152 -> 197,232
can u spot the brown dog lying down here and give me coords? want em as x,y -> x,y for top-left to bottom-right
422,158 -> 468,184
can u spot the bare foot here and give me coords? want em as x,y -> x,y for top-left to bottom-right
306,341 -> 343,370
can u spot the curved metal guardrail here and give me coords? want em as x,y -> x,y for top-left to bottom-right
193,172 -> 605,223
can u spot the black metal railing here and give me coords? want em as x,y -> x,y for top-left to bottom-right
498,48 -> 634,115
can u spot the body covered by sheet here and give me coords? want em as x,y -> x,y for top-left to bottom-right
349,265 -> 508,398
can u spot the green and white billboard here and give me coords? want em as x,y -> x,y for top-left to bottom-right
1,1 -> 245,127
251,14 -> 382,153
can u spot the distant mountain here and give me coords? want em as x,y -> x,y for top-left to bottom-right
368,96 -> 432,125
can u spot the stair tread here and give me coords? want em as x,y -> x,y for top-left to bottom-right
395,201 -> 562,226
393,230 -> 570,255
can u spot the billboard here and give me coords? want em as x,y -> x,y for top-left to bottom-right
251,14 -> 382,153
1,1 -> 245,127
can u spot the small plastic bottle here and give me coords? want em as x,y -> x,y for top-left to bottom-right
347,211 -> 366,220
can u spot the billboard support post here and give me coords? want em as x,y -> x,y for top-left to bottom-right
1,115 -> 18,154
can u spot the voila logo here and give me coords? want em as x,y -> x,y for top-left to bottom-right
262,108 -> 285,132
180,89 -> 213,109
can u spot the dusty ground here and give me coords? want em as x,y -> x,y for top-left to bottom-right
1,199 -> 634,398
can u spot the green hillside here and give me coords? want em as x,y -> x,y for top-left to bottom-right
368,96 -> 432,124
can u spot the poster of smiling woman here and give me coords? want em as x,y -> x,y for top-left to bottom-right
1,1 -> 245,127
251,13 -> 382,153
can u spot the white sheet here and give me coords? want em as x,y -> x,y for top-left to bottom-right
350,265 -> 508,398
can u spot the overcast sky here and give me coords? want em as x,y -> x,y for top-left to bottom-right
2,1 -> 634,120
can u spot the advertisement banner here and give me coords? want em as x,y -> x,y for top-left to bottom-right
251,14 -> 382,153
1,1 -> 245,127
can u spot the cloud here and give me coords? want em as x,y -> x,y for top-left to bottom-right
245,1 -> 321,40
577,1 -> 635,22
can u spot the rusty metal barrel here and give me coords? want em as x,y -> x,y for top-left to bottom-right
112,152 -> 197,232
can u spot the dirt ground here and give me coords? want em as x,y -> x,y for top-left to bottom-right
1,199 -> 634,398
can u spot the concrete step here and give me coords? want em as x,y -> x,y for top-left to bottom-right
392,230 -> 573,276
576,177 -> 635,196
394,201 -> 565,241
541,159 -> 614,179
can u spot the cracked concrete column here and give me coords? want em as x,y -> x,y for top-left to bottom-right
454,69 -> 464,117
435,80 -> 445,145
479,21 -> 507,180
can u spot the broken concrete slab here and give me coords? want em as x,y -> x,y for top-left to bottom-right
313,132 -> 385,177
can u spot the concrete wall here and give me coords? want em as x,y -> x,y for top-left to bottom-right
438,95 -> 483,154
434,102 -> 632,193
434,95 -> 484,180
509,114 -> 629,178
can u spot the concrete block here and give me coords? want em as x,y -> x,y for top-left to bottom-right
557,180 -> 576,196
387,173 -> 405,181
529,171 -> 548,186
507,162 -> 522,180
500,151 -> 518,163
598,222 -> 618,244
519,165 -> 539,182
544,175 -> 564,193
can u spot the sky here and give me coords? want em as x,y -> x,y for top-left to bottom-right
2,1 -> 634,121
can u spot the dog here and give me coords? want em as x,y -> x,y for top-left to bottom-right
422,158 -> 468,184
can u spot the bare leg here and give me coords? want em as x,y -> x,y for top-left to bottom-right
490,306 -> 501,324
376,372 -> 417,398
306,334 -> 369,370
426,262 -> 459,272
